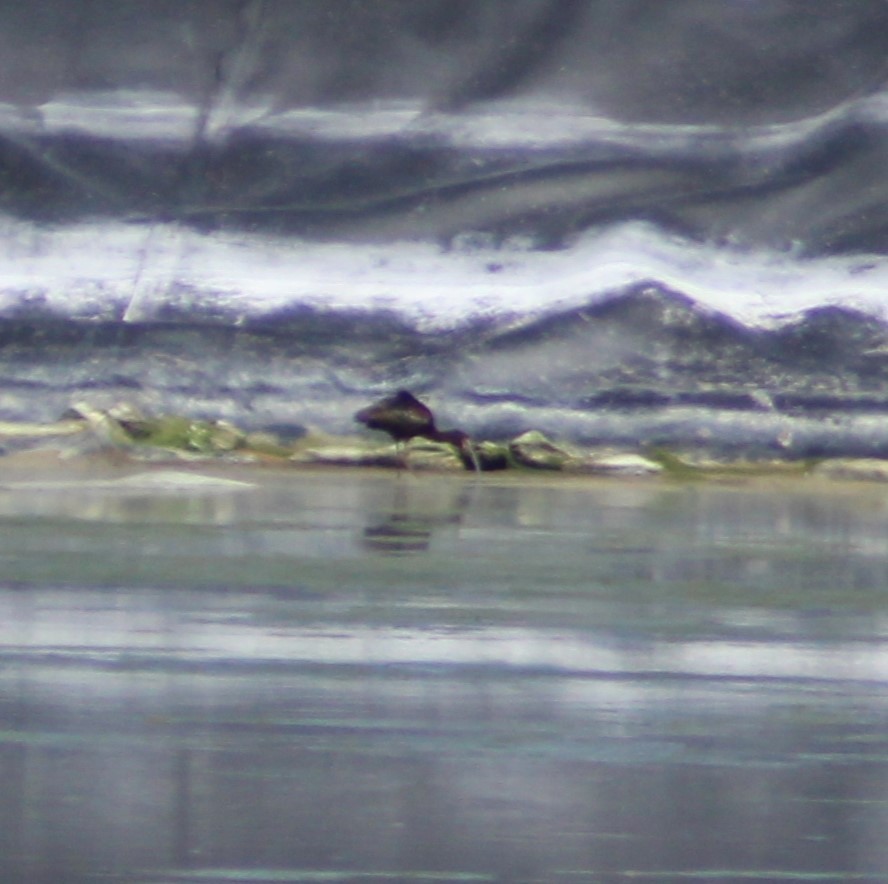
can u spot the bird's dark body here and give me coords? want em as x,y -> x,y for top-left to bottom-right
355,390 -> 435,442
355,390 -> 478,470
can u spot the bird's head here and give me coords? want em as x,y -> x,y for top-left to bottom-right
436,429 -> 480,472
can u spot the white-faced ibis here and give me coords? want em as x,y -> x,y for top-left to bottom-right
355,390 -> 479,471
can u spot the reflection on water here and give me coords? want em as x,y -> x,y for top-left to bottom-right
362,480 -> 474,554
1,468 -> 888,882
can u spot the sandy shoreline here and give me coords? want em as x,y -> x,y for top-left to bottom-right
2,442 -> 888,505
6,403 -> 888,497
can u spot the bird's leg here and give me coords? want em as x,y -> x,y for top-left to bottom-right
465,442 -> 481,473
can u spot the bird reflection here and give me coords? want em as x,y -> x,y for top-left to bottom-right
363,515 -> 434,554
362,479 -> 475,555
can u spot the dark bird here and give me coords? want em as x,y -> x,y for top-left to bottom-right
355,390 -> 479,471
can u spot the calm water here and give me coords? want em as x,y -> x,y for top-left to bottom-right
1,466 -> 887,883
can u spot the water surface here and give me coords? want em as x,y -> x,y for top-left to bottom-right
1,467 -> 887,882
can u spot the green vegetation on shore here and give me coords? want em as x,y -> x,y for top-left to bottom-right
0,401 -> 884,484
